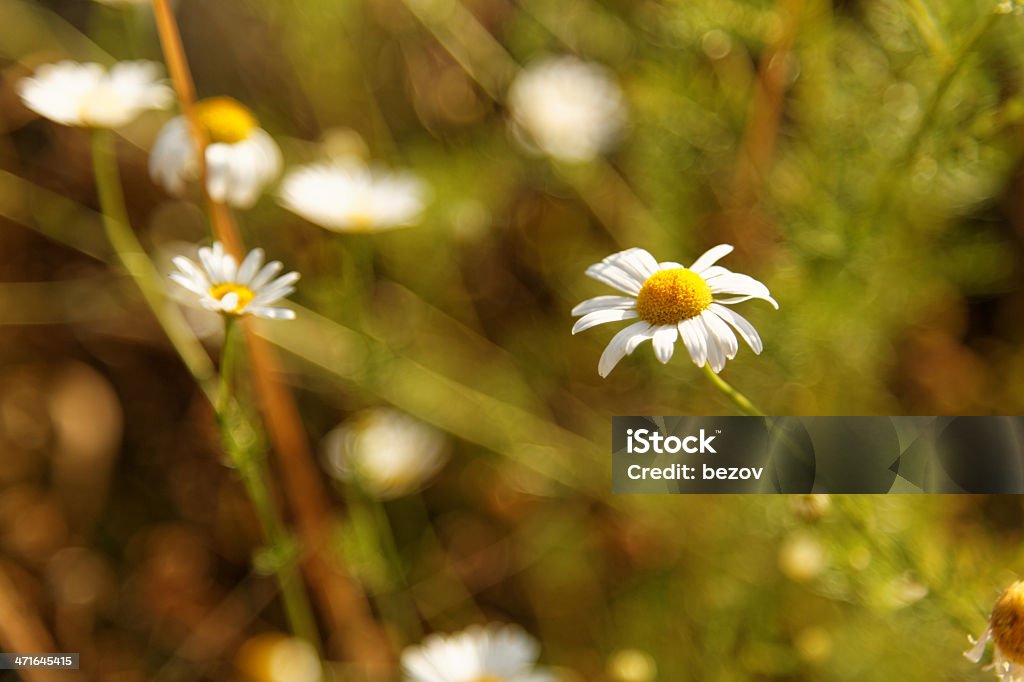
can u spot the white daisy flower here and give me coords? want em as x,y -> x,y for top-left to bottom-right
402,624 -> 554,682
508,55 -> 627,163
967,581 -> 1024,681
169,241 -> 298,320
321,408 -> 448,500
150,96 -> 282,208
17,60 -> 172,128
571,245 -> 778,377
278,160 -> 427,232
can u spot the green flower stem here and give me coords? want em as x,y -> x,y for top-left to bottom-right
701,364 -> 767,417
217,319 -> 323,654
90,130 -> 218,403
833,496 -> 979,634
344,483 -> 423,638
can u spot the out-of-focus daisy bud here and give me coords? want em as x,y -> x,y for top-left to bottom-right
508,56 -> 627,163
321,408 -> 449,500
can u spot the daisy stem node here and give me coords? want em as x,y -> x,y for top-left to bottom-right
216,319 -> 324,656
90,129 -> 217,401
345,482 -> 424,640
701,364 -> 766,417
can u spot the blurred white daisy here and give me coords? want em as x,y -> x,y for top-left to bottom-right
278,161 -> 427,232
967,580 -> 1024,681
17,60 -> 171,128
402,624 -> 554,682
321,408 -> 448,500
169,241 -> 298,320
572,245 -> 778,377
508,55 -> 627,163
150,96 -> 281,208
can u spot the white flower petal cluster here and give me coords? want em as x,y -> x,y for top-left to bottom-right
169,241 -> 299,320
17,60 -> 171,128
321,408 -> 448,499
278,161 -> 427,232
509,55 -> 627,162
150,97 -> 282,208
572,245 -> 777,377
402,624 -> 554,682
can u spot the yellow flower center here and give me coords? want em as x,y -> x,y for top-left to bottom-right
634,268 -> 712,326
193,97 -> 259,144
992,581 -> 1024,664
208,283 -> 255,314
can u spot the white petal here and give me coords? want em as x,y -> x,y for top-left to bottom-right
250,261 -> 284,290
607,247 -> 659,281
220,133 -> 280,208
149,117 -> 197,194
625,326 -> 655,354
688,244 -> 734,274
248,306 -> 296,320
219,253 -> 238,283
402,645 -> 448,682
198,297 -> 222,312
205,143 -> 233,203
260,271 -> 301,295
709,273 -> 779,309
585,261 -> 643,295
598,321 -> 651,378
169,272 -> 207,295
236,248 -> 265,285
197,246 -> 220,282
965,628 -> 991,663
570,295 -> 636,317
701,309 -> 738,360
171,256 -> 209,288
571,308 -> 638,334
252,287 -> 296,307
225,142 -> 261,208
702,317 -> 727,373
678,318 -> 708,368
709,303 -> 763,354
220,292 -> 239,311
651,325 -> 678,364
698,265 -> 731,280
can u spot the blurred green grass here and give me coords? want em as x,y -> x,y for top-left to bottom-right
2,0 -> 1024,680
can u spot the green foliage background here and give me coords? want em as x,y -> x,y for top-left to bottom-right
2,0 -> 1024,679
